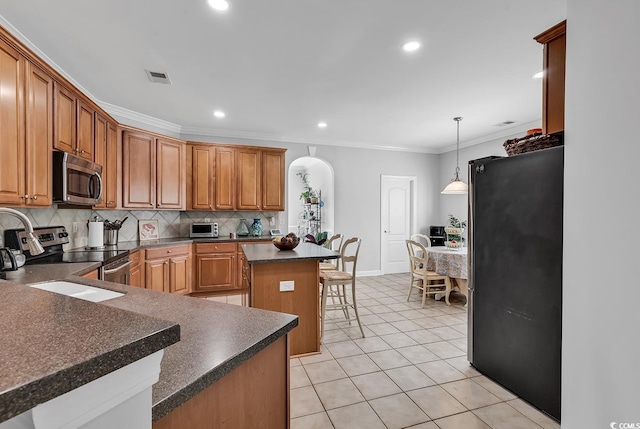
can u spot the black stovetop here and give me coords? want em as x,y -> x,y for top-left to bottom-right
25,248 -> 129,266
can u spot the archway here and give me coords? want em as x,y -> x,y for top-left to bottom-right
287,156 -> 335,240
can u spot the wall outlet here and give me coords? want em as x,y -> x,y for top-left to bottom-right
73,222 -> 78,233
279,280 -> 295,292
204,218 -> 211,223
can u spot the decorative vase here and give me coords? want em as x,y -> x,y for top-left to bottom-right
236,218 -> 250,236
251,218 -> 263,237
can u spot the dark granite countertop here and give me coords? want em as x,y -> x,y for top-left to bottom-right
82,236 -> 273,253
0,279 -> 180,423
243,242 -> 340,264
0,263 -> 298,423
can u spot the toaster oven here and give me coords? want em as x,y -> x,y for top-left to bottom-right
190,223 -> 219,238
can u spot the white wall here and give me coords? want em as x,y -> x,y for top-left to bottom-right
563,0 -> 640,425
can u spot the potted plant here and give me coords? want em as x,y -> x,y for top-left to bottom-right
445,214 -> 467,246
297,172 -> 313,203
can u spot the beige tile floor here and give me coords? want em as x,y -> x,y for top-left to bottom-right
289,273 -> 561,429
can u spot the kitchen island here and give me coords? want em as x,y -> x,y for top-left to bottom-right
243,242 -> 339,356
1,262 -> 298,428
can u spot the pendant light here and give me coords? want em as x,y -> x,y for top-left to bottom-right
441,117 -> 469,194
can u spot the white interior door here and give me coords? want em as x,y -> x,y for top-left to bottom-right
381,176 -> 415,274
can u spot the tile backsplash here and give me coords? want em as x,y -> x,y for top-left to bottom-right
0,206 -> 285,250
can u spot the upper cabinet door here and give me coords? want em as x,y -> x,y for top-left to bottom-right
122,130 -> 156,208
93,113 -> 108,209
535,21 -> 566,135
236,148 -> 261,210
104,122 -> 118,208
190,144 -> 215,211
156,138 -> 186,210
262,150 -> 285,211
25,62 -> 53,206
215,146 -> 235,210
53,82 -> 76,154
76,99 -> 95,160
0,39 -> 25,205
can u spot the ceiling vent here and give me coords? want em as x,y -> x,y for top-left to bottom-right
145,70 -> 172,84
494,120 -> 516,126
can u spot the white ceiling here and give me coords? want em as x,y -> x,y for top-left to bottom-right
0,0 -> 566,153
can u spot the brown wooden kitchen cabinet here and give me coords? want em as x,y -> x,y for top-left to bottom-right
129,250 -> 145,288
236,147 -> 261,210
215,146 -> 235,210
193,242 -> 237,293
145,244 -> 191,294
156,137 -> 186,209
187,144 -> 215,210
94,114 -> 118,209
236,147 -> 286,211
122,130 -> 185,210
0,39 -> 52,207
535,21 -> 566,135
53,81 -> 94,161
186,142 -> 286,212
261,149 -> 285,211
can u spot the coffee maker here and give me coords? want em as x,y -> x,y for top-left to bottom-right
429,226 -> 446,246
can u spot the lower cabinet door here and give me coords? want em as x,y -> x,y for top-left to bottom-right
195,253 -> 237,292
145,258 -> 169,292
170,255 -> 190,294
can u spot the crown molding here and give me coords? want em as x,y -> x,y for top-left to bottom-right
433,119 -> 542,154
181,126 -> 438,154
100,101 -> 182,134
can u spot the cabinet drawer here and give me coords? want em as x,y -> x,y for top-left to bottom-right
146,244 -> 190,260
195,242 -> 236,254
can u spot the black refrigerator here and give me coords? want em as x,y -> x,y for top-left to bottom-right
468,146 -> 562,421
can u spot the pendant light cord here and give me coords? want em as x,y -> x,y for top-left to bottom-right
454,117 -> 462,180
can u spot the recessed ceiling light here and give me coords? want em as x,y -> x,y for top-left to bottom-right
402,41 -> 421,52
317,122 -> 327,128
213,110 -> 226,118
208,0 -> 229,11
533,71 -> 544,79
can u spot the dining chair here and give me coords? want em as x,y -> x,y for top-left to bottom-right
410,233 -> 432,249
320,233 -> 343,270
319,237 -> 364,340
406,239 -> 452,307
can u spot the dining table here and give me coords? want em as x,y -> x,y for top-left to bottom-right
425,246 -> 468,304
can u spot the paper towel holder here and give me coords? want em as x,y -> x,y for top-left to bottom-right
86,217 -> 105,250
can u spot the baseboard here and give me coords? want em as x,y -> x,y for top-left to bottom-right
357,270 -> 382,277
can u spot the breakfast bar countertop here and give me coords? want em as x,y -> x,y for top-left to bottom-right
0,263 -> 298,423
243,241 -> 340,264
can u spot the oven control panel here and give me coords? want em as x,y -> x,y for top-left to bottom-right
4,226 -> 70,252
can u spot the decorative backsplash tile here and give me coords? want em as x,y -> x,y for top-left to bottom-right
0,207 -> 286,250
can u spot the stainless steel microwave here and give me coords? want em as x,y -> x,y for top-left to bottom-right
52,151 -> 103,206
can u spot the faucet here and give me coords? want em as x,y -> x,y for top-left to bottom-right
0,208 -> 44,255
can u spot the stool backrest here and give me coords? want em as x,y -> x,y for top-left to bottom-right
340,237 -> 362,275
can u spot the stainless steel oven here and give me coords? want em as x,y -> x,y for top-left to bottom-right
53,151 -> 103,206
100,254 -> 131,285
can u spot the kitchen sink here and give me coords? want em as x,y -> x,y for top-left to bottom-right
29,281 -> 123,302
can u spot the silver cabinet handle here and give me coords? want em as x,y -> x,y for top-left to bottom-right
102,260 -> 132,274
31,195 -> 38,200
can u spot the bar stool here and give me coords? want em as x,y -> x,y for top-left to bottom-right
319,237 -> 364,340
319,233 -> 343,270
